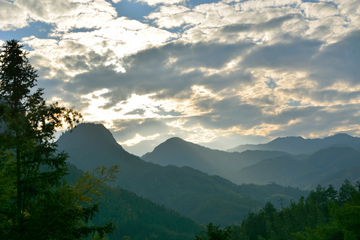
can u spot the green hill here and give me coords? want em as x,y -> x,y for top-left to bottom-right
65,164 -> 203,240
58,123 -> 308,226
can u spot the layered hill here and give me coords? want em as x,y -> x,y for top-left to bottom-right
228,133 -> 360,154
142,137 -> 290,179
57,123 -> 307,226
233,147 -> 360,188
307,165 -> 360,190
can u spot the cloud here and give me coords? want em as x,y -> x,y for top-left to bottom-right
119,133 -> 160,146
16,0 -> 117,32
2,0 -> 360,155
242,37 -> 323,70
136,0 -> 187,6
301,2 -> 339,19
221,14 -> 301,33
0,0 -> 29,30
308,30 -> 360,87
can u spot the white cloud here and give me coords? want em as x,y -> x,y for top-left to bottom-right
0,0 -> 29,30
335,0 -> 360,16
301,2 -> 339,19
2,0 -> 360,153
1,0 -> 117,32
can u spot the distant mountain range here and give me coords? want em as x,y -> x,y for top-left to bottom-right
57,123 -> 307,226
57,123 -> 360,229
234,147 -> 360,189
142,137 -> 290,178
142,134 -> 360,189
227,133 -> 360,154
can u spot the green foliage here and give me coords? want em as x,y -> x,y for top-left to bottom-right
0,40 -> 116,239
195,223 -> 232,240
214,180 -> 360,240
66,163 -> 203,240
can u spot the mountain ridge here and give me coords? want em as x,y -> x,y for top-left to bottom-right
227,133 -> 360,154
57,122 -> 308,226
142,136 -> 291,179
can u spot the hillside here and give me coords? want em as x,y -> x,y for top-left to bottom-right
57,123 -> 308,226
65,164 -> 203,240
307,165 -> 360,190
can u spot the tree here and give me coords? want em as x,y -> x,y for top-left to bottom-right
195,223 -> 232,240
0,39 -> 117,239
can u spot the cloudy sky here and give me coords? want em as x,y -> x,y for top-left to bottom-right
1,0 -> 360,156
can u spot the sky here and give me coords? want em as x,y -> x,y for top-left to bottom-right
1,0 -> 360,156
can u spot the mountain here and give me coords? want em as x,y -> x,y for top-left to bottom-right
142,137 -> 290,179
228,133 -> 360,154
291,147 -> 360,188
57,123 -> 308,226
65,163 -> 203,240
307,165 -> 360,190
233,147 -> 360,189
233,155 -> 303,185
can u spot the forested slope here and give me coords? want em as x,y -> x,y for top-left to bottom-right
66,164 -> 203,240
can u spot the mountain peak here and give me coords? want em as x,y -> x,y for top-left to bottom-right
57,122 -> 122,150
164,137 -> 186,143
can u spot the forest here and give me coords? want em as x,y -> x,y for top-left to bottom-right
197,180 -> 360,240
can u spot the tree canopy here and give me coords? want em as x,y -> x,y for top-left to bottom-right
0,39 -> 117,239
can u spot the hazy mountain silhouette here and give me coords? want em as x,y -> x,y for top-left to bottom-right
233,147 -> 360,189
290,147 -> 360,188
228,133 -> 360,154
307,165 -> 360,190
57,123 -> 142,171
142,137 -> 290,179
57,123 -> 307,226
233,155 -> 303,186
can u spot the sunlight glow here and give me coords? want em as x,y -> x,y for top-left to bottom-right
119,133 -> 160,146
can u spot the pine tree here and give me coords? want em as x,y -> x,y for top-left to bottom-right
0,40 -> 116,239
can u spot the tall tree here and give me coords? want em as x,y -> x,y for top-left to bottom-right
0,40 -> 116,239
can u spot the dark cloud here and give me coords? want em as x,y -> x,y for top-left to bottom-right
267,104 -> 360,138
186,96 -> 265,130
310,90 -> 360,103
112,118 -> 170,141
309,30 -> 360,86
59,40 -> 256,109
154,106 -> 182,116
221,14 -> 302,33
125,108 -> 146,116
62,55 -> 89,71
242,37 -> 323,70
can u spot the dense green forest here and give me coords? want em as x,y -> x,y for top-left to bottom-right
66,164 -> 203,240
197,180 -> 360,240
